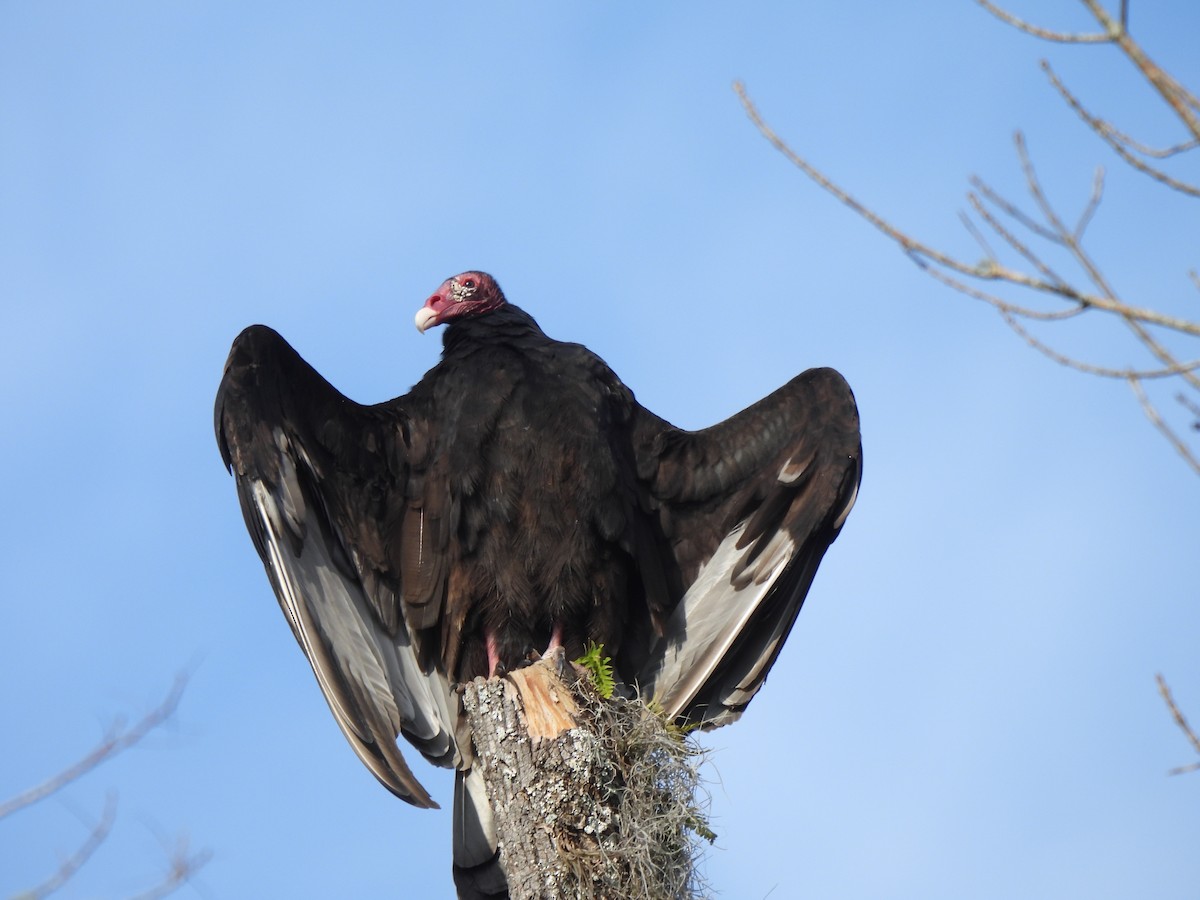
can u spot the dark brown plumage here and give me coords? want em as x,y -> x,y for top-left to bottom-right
215,271 -> 861,898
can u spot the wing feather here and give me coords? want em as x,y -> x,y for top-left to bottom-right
215,325 -> 459,806
633,367 -> 862,727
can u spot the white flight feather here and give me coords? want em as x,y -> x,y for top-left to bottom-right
252,477 -> 457,758
833,474 -> 860,530
640,523 -> 794,721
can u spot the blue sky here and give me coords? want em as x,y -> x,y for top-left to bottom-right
2,2 -> 1196,897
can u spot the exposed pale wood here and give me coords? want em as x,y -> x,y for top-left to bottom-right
506,662 -> 580,740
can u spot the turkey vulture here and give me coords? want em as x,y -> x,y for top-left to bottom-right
215,271 -> 861,898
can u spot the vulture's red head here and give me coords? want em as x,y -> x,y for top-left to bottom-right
415,271 -> 506,333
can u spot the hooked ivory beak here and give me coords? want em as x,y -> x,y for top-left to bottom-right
414,306 -> 438,333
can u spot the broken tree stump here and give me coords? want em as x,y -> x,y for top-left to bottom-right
460,653 -> 710,900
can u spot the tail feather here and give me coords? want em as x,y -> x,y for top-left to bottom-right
452,768 -> 508,899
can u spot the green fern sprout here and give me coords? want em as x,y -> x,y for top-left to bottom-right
574,641 -> 615,699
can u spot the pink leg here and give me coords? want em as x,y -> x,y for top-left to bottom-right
544,623 -> 565,654
486,631 -> 502,678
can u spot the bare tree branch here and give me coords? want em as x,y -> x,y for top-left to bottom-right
1008,132 -> 1200,394
6,675 -> 209,900
982,1 -> 1200,130
733,82 -> 1200,341
0,675 -> 188,821
1156,674 -> 1200,774
1079,0 -> 1200,138
735,34 -> 1200,470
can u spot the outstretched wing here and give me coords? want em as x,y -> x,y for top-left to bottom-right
633,367 -> 862,728
215,325 -> 460,807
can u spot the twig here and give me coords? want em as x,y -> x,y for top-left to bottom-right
1042,62 -> 1200,197
0,675 -> 188,821
959,209 -> 1000,264
1130,380 -> 1200,475
1073,165 -> 1105,241
18,793 -> 119,900
1105,127 -> 1199,160
1014,133 -> 1078,264
998,312 -> 1200,380
1125,315 -> 1200,392
731,83 -> 957,269
125,839 -> 213,900
967,190 -> 1070,289
1178,391 -> 1200,428
1156,673 -> 1200,774
923,264 -> 1085,321
970,174 -> 1062,245
975,0 -> 1111,43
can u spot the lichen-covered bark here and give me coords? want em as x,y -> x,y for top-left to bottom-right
461,658 -> 615,899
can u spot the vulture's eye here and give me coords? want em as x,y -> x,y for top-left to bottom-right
462,278 -> 477,290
